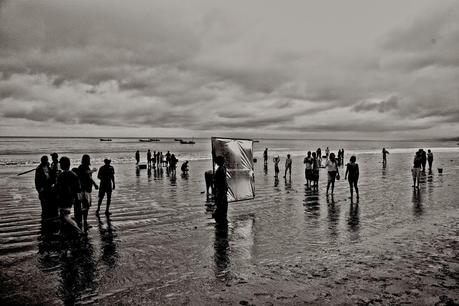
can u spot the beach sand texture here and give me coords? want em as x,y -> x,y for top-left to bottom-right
0,138 -> 458,305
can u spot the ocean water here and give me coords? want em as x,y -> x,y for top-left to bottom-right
0,137 -> 458,305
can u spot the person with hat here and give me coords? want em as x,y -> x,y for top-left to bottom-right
96,158 -> 115,215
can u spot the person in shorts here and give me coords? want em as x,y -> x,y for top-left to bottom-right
56,156 -> 83,235
77,154 -> 98,232
303,151 -> 313,187
325,153 -> 339,195
97,158 -> 115,215
412,151 -> 422,188
345,156 -> 359,200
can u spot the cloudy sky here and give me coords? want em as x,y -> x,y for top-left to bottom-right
0,0 -> 458,139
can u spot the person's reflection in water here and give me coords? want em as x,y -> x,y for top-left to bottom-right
37,217 -> 61,272
326,195 -> 340,239
97,215 -> 119,268
304,187 -> 320,219
59,237 -> 97,305
284,176 -> 292,191
214,221 -> 230,282
412,188 -> 423,217
263,163 -> 268,175
274,176 -> 279,188
347,201 -> 360,242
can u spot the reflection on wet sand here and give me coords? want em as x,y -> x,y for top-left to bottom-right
304,187 -> 320,219
347,202 -> 360,242
412,188 -> 423,217
213,214 -> 256,282
97,215 -> 119,268
326,195 -> 340,240
214,222 -> 230,281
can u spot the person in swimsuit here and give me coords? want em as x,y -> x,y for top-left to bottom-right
427,149 -> 434,172
303,151 -> 313,187
284,154 -> 292,178
345,156 -> 359,200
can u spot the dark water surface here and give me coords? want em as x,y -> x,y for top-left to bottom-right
0,138 -> 458,305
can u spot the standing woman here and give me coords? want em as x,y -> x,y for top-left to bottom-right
412,151 -> 422,188
325,153 -> 339,195
303,151 -> 313,187
345,156 -> 359,200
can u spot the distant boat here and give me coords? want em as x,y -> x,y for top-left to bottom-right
180,139 -> 195,144
100,138 -> 112,141
139,138 -> 160,142
174,138 -> 182,142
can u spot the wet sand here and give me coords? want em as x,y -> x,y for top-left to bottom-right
0,151 -> 458,305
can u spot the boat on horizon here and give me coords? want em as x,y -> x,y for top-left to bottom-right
100,138 -> 112,141
139,138 -> 160,142
179,139 -> 195,144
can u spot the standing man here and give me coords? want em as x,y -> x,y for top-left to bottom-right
213,156 -> 228,223
382,148 -> 389,166
135,150 -> 140,165
77,154 -> 98,232
284,154 -> 292,178
96,158 -> 115,216
35,155 -> 53,217
165,151 -> 171,167
49,152 -> 61,217
147,149 -> 152,168
421,149 -> 427,172
263,148 -> 268,166
152,151 -> 157,168
56,156 -> 83,235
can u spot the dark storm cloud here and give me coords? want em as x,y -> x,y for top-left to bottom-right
353,96 -> 399,113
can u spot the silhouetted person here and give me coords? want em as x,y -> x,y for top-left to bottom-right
169,153 -> 178,177
56,157 -> 83,235
96,158 -> 115,216
165,151 -> 171,167
284,154 -> 292,178
152,151 -> 157,168
181,161 -> 189,174
382,148 -> 389,166
135,150 -> 140,165
317,148 -> 322,166
325,147 -> 330,159
49,152 -> 61,217
427,149 -> 434,172
213,156 -> 228,223
421,149 -> 427,172
263,148 -> 268,166
304,151 -> 313,187
273,155 -> 280,178
345,155 -> 359,200
412,151 -> 422,188
77,154 -> 98,232
325,152 -> 339,195
147,149 -> 152,168
35,155 -> 53,217
71,167 -> 82,228
312,151 -> 320,189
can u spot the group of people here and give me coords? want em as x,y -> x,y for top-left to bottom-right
411,149 -> 434,188
266,148 -> 359,200
136,150 -> 189,176
35,153 -> 115,235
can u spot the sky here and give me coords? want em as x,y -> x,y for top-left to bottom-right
0,0 -> 458,139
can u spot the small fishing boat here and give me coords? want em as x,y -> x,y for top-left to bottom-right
174,138 -> 182,142
180,139 -> 195,144
100,138 -> 112,141
139,138 -> 160,142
